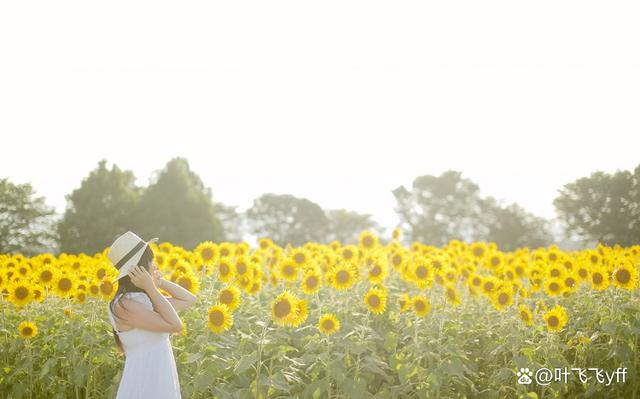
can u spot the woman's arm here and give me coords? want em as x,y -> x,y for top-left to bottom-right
159,278 -> 197,302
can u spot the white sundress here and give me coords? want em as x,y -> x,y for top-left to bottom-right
107,291 -> 182,399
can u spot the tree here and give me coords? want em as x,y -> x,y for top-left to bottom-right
134,157 -> 224,249
481,197 -> 551,251
393,171 -> 552,249
246,193 -> 329,247
325,209 -> 383,244
215,202 -> 244,242
554,165 -> 640,246
0,178 -> 57,255
392,171 -> 487,246
57,160 -> 142,254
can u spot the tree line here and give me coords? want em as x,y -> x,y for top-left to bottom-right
2,157 -> 639,255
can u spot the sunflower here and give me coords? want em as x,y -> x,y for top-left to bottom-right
445,285 -> 461,306
490,286 -> 513,311
411,260 -> 433,290
411,295 -> 430,317
218,286 -> 241,312
518,304 -> 533,326
590,265 -> 610,291
367,259 -> 388,285
279,258 -> 299,283
208,303 -> 233,334
98,278 -> 115,300
8,280 -> 33,307
173,271 -> 201,295
443,267 -> 457,285
543,305 -> 568,332
290,248 -> 309,267
389,250 -> 406,270
234,257 -> 253,279
319,313 -> 340,335
51,272 -> 75,298
364,286 -> 387,314
469,242 -> 488,261
301,271 -> 321,295
217,259 -> 235,283
543,277 -> 564,297
331,263 -> 355,291
358,231 -> 379,251
480,276 -> 497,296
562,273 -> 579,295
63,307 -> 72,318
546,263 -> 565,279
195,241 -> 218,266
36,266 -> 57,288
18,321 -> 38,339
290,298 -> 308,327
339,245 -> 359,263
398,293 -> 411,313
611,259 -> 638,291
272,290 -> 298,326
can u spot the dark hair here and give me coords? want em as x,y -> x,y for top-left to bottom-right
109,245 -> 155,355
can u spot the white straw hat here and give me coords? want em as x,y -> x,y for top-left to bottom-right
107,231 -> 159,281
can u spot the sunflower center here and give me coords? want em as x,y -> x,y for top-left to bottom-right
97,269 -> 106,279
220,290 -> 233,304
550,269 -> 560,277
520,311 -> 530,321
237,263 -> 247,275
548,315 -> 559,327
498,293 -> 509,305
368,294 -> 380,308
491,257 -> 499,266
201,248 -> 213,260
336,270 -> 350,284
370,266 -> 381,277
22,327 -> 33,335
274,299 -> 291,318
484,282 -> 494,292
294,253 -> 306,264
415,301 -> 425,311
416,266 -> 427,279
472,277 -> 481,286
363,236 -> 373,247
592,273 -> 603,284
616,269 -> 631,284
41,271 -> 53,282
473,248 -> 484,257
220,263 -> 230,275
579,269 -> 588,278
209,310 -> 224,326
306,276 -> 318,289
565,277 -> 575,287
284,265 -> 294,276
59,278 -> 72,291
322,319 -> 334,330
16,286 -> 29,300
392,255 -> 402,266
549,282 -> 559,292
100,281 -> 113,295
447,288 -> 456,300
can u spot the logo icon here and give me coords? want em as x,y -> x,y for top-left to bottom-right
517,368 -> 533,385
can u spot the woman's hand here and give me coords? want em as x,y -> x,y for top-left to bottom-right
128,266 -> 157,293
153,269 -> 165,289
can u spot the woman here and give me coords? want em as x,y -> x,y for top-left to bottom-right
106,232 -> 197,399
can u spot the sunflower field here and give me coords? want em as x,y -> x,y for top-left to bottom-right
1,229 -> 640,398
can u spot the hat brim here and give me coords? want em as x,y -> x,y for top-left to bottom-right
114,238 -> 159,281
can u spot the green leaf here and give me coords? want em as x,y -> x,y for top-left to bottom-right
234,353 -> 257,374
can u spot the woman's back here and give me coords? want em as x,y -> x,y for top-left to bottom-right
107,292 -> 181,399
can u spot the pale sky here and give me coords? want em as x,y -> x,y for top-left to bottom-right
1,1 -> 639,235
